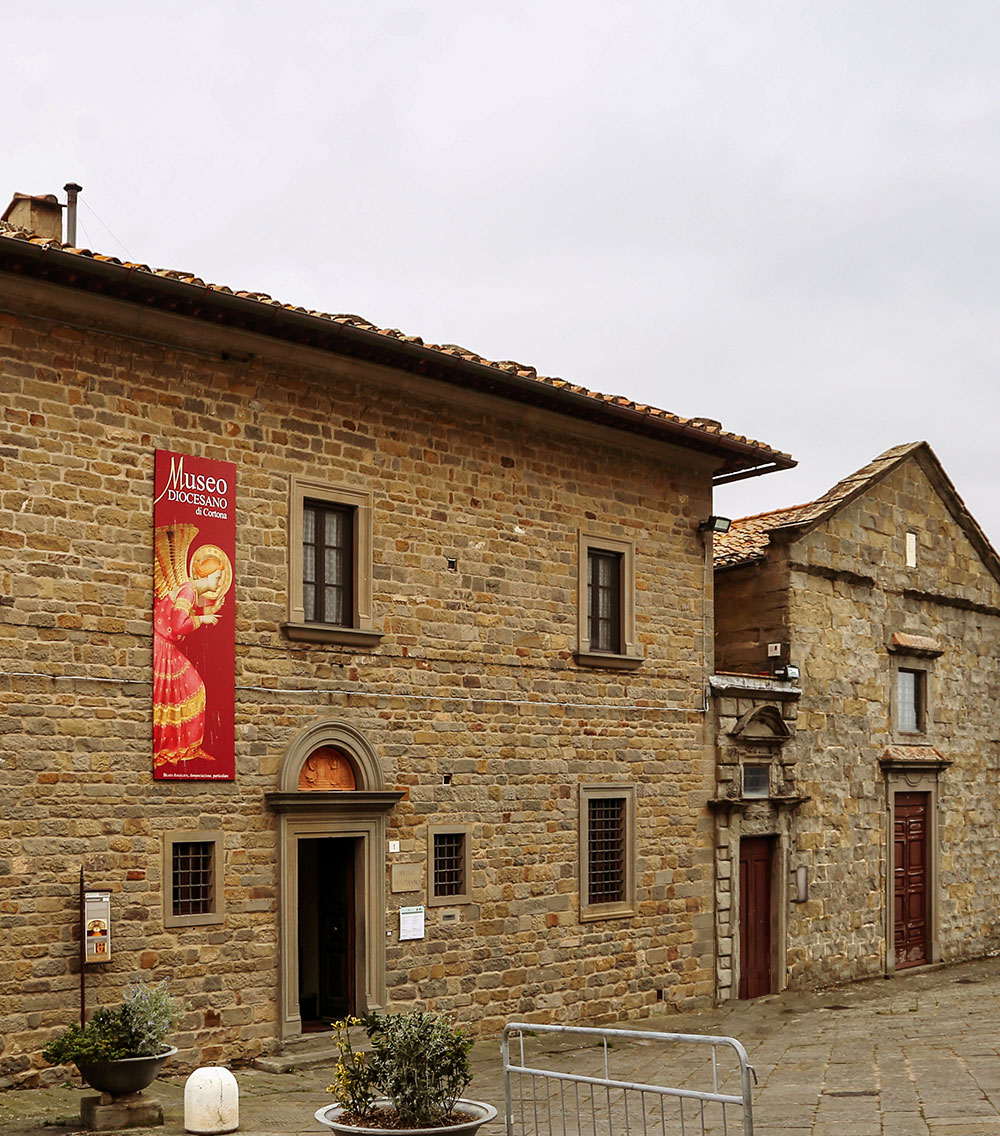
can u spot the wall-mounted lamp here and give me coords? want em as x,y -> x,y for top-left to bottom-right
792,864 -> 809,904
773,663 -> 801,681
698,515 -> 732,534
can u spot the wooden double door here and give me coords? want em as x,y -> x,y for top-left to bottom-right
894,792 -> 929,969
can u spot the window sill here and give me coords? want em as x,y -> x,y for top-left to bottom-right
427,894 -> 472,908
580,903 -> 637,923
163,912 -> 225,929
281,622 -> 384,647
573,651 -> 644,671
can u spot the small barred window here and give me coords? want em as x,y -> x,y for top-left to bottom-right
433,832 -> 465,898
587,797 -> 626,905
172,840 -> 215,916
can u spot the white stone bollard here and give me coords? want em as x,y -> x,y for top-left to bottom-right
184,1066 -> 239,1134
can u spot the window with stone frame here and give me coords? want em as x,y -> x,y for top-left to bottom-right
282,477 -> 382,646
427,825 -> 472,906
888,634 -> 941,740
575,533 -> 641,669
579,784 -> 637,921
163,830 -> 225,928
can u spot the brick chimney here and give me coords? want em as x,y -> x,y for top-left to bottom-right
1,193 -> 64,241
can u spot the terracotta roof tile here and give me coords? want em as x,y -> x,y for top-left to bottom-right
713,503 -> 814,567
0,216 -> 794,468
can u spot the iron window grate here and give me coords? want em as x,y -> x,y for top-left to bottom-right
172,841 -> 215,916
588,797 -> 626,904
433,832 -> 465,898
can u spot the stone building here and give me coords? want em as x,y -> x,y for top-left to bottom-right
711,442 -> 1000,1000
0,191 -> 794,1081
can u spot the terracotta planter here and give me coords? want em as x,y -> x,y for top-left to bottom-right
75,1046 -> 177,1097
314,1098 -> 497,1136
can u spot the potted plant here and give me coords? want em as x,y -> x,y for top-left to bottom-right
315,1011 -> 497,1135
42,980 -> 181,1097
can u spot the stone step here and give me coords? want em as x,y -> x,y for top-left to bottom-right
252,1033 -> 339,1074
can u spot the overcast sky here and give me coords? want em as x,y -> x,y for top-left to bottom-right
5,2 -> 1000,546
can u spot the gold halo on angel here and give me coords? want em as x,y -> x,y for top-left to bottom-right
189,544 -> 233,614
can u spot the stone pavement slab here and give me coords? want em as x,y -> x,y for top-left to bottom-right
4,956 -> 1000,1134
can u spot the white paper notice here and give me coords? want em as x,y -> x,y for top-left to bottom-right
399,905 -> 425,941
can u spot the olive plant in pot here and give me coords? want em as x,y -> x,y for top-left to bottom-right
42,981 -> 181,1097
315,1011 -> 497,1135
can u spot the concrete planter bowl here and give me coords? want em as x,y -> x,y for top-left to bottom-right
315,1099 -> 498,1136
75,1046 -> 178,1097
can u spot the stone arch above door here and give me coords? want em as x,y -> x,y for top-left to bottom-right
278,719 -> 386,793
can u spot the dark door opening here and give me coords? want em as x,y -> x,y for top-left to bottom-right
894,792 -> 929,969
739,836 -> 773,999
298,837 -> 357,1029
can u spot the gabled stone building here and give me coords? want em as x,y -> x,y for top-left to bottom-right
711,442 -> 1000,999
0,190 -> 794,1082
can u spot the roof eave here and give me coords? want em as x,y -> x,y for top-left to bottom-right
0,233 -> 795,480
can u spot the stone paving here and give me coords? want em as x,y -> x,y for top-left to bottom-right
3,956 -> 1000,1135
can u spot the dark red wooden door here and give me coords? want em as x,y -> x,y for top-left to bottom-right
894,793 -> 929,968
739,837 -> 773,999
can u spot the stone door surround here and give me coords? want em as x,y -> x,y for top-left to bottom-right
265,720 -> 403,1039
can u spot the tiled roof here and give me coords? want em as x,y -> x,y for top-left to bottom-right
0,216 -> 794,476
713,503 -> 813,567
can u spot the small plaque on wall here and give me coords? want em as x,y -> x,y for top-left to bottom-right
391,862 -> 423,894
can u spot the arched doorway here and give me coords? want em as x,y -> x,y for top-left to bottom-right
266,721 -> 403,1039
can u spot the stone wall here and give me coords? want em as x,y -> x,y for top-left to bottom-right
784,458 -> 1000,986
715,454 -> 1000,995
0,278 -> 719,1084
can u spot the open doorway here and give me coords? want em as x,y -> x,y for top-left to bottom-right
298,837 -> 358,1028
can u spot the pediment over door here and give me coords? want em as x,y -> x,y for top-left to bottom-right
730,705 -> 791,742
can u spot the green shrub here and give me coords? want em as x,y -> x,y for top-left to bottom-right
42,981 -> 181,1065
327,1011 -> 473,1126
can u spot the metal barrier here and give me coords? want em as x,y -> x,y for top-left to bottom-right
502,1022 -> 755,1136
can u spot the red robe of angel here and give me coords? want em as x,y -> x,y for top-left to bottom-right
153,583 -> 213,766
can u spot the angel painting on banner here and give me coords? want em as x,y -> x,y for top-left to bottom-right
152,523 -> 233,769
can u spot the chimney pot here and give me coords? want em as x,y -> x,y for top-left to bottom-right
1,192 -> 64,242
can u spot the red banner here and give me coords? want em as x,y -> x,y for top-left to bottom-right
152,450 -> 236,781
